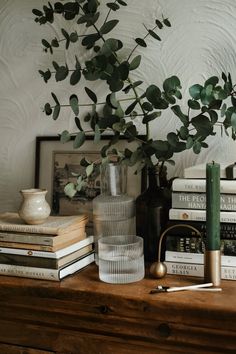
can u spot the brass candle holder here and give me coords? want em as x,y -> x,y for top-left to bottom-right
150,223 -> 202,279
204,250 -> 221,286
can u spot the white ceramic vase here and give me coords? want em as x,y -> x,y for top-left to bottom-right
19,188 -> 51,225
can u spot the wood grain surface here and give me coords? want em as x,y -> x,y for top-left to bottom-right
0,264 -> 235,353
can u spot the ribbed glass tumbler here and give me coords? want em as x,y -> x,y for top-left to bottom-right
98,235 -> 145,284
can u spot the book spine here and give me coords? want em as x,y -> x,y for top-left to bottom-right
0,224 -> 58,235
166,236 -> 236,255
165,261 -> 236,280
172,192 -> 236,211
0,232 -> 56,245
172,178 -> 236,194
169,209 -> 236,223
0,213 -> 87,235
165,251 -> 236,267
59,253 -> 94,279
0,248 -> 93,269
0,253 -> 94,281
0,242 -> 55,252
0,235 -> 94,258
166,220 -> 236,239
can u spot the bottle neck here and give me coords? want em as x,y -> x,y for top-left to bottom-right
147,168 -> 160,191
101,163 -> 127,196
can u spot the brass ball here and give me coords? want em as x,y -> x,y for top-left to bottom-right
150,261 -> 167,279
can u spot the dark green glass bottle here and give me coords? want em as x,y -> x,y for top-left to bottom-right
136,166 -> 171,264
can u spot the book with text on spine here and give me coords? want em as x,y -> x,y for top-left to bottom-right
0,252 -> 95,281
0,235 -> 94,259
0,245 -> 94,269
171,192 -> 236,211
172,178 -> 236,194
165,261 -> 236,280
165,250 -> 236,267
0,212 -> 88,235
169,208 -> 236,223
0,236 -> 86,252
0,227 -> 86,247
166,220 -> 236,239
166,236 -> 236,255
183,163 -> 236,179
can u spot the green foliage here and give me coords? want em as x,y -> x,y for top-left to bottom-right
33,0 -> 236,197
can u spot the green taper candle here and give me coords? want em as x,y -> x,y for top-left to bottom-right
206,162 -> 220,250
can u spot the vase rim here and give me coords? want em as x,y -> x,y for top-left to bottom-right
20,188 -> 47,194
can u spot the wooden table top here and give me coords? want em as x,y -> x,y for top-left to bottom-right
0,263 -> 235,315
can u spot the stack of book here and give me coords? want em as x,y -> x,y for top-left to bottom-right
0,212 -> 94,281
165,163 -> 236,280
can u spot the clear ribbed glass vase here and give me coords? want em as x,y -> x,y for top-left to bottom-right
93,162 -> 136,263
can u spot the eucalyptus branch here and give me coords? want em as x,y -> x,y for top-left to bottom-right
127,21 -> 162,62
103,0 -> 118,24
50,96 -> 136,109
77,1 -> 148,136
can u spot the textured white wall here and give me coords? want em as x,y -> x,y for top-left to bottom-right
1,0 -> 236,212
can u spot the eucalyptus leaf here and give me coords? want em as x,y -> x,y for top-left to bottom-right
186,136 -> 194,149
142,111 -> 161,124
60,130 -> 71,143
64,183 -> 77,198
205,76 -> 219,87
179,126 -> 189,140
231,112 -> 236,130
70,32 -> 79,42
163,18 -> 171,27
70,69 -> 81,85
55,65 -> 69,81
146,84 -> 161,105
85,87 -> 97,103
125,100 -> 138,115
94,124 -> 101,142
51,92 -> 59,105
107,3 -> 120,11
171,105 -> 188,125
117,0 -> 127,5
129,55 -> 141,70
193,141 -> 202,154
44,103 -> 52,115
75,117 -> 83,131
189,84 -> 203,100
167,132 -> 179,147
188,99 -> 200,110
53,104 -> 60,120
163,76 -> 181,92
142,102 -> 153,112
135,38 -> 147,47
86,163 -> 94,177
69,94 -> 79,115
100,19 -> 119,35
191,115 -> 213,137
118,61 -> 129,80
148,30 -> 161,41
106,93 -> 118,109
155,19 -> 163,29
73,131 -> 86,148
109,79 -> 124,92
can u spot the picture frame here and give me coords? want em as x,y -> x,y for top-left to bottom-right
34,135 -> 145,231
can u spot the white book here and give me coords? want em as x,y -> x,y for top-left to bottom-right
169,208 -> 236,223
172,178 -> 236,194
165,261 -> 236,280
165,251 -> 236,267
0,253 -> 95,281
0,235 -> 94,259
171,192 -> 236,211
184,163 -> 236,179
